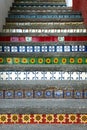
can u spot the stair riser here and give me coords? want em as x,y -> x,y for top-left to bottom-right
13,3 -> 66,7
0,114 -> 87,124
0,71 -> 87,80
5,22 -> 84,26
0,89 -> 86,99
1,36 -> 87,42
3,29 -> 87,33
14,0 -> 65,2
0,45 -> 86,53
0,57 -> 87,65
8,14 -> 82,19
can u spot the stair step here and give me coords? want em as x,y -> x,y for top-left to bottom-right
5,22 -> 84,26
3,24 -> 86,29
10,6 -> 72,11
0,124 -> 87,130
6,18 -> 83,22
0,33 -> 87,37
0,99 -> 87,114
14,0 -> 65,3
0,80 -> 87,90
8,14 -> 82,19
0,41 -> 87,45
9,9 -> 74,14
12,2 -> 66,7
3,28 -> 87,34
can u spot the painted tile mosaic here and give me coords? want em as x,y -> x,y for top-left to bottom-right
0,89 -> 86,99
0,114 -> 87,124
1,36 -> 87,42
0,45 -> 86,52
0,71 -> 87,80
0,57 -> 87,64
4,28 -> 87,33
8,14 -> 82,19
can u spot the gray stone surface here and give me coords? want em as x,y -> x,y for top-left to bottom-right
0,124 -> 87,130
0,99 -> 87,114
0,80 -> 87,90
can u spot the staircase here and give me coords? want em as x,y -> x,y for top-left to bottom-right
0,0 -> 87,129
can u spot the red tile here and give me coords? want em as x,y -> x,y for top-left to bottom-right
32,36 -> 58,42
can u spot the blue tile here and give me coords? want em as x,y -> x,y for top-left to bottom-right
11,46 -> 18,52
84,90 -> 87,98
27,46 -> 33,52
0,91 -> 3,99
64,90 -> 73,98
25,90 -> 33,98
45,90 -> 53,98
5,90 -> 14,99
74,91 -> 83,99
34,91 -> 43,98
54,90 -> 63,98
15,90 -> 23,98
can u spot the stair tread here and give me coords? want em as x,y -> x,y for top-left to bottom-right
3,24 -> 86,29
0,64 -> 87,71
0,32 -> 87,36
0,99 -> 87,114
6,18 -> 83,22
10,6 -> 72,10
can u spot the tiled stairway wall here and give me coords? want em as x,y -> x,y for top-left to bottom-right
0,0 -> 87,129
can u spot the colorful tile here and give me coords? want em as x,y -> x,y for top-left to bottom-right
0,89 -> 86,99
1,45 -> 87,53
0,71 -> 87,80
74,90 -> 83,99
34,90 -> 44,98
11,46 -> 18,52
0,57 -> 87,65
54,90 -> 64,98
45,89 -> 53,98
15,90 -> 23,98
24,90 -> 33,99
5,90 -> 14,99
84,90 -> 87,99
0,91 -> 3,99
64,90 -> 73,98
0,114 -> 86,124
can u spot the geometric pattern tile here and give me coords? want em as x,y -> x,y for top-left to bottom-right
0,89 -> 87,99
0,71 -> 87,80
0,45 -> 87,52
8,14 -> 82,19
0,57 -> 87,64
0,114 -> 87,124
3,28 -> 87,33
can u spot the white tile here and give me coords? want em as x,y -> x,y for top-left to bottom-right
49,46 -> 55,52
79,46 -> 85,51
19,46 -> 26,52
27,46 -> 33,52
56,46 -> 63,52
11,46 -> 18,52
58,37 -> 64,42
26,37 -> 32,42
64,46 -> 70,52
4,46 -> 10,52
34,46 -> 40,52
72,46 -> 78,51
41,46 -> 48,52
